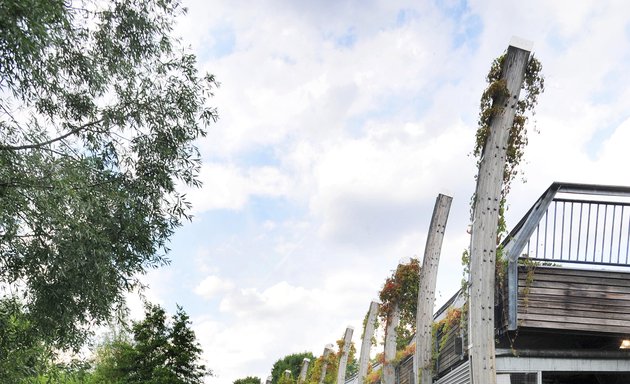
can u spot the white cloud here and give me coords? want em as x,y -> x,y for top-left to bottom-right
196,276 -> 376,383
219,282 -> 315,317
309,121 -> 474,245
153,2 -> 630,384
125,268 -> 171,321
189,163 -> 248,211
195,275 -> 236,300
184,163 -> 291,212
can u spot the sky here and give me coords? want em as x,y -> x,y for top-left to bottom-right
125,0 -> 630,383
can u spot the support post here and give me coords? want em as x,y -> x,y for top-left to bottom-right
319,344 -> 335,384
336,327 -> 354,384
358,301 -> 379,384
298,358 -> 311,384
382,304 -> 400,384
468,38 -> 531,384
414,194 -> 453,384
504,187 -> 556,331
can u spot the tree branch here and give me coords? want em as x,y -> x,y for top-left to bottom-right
0,119 -> 104,151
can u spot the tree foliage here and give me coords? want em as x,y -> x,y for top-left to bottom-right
0,297 -> 49,383
474,53 -> 544,201
271,352 -> 315,384
234,376 -> 262,384
305,336 -> 357,384
0,297 -> 95,383
89,335 -> 136,384
378,258 -> 420,349
0,0 -> 217,348
90,303 -> 210,384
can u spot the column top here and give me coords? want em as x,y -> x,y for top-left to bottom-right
509,36 -> 533,52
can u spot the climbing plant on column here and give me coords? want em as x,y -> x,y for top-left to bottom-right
378,258 -> 420,349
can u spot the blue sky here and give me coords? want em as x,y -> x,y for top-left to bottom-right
126,1 -> 630,382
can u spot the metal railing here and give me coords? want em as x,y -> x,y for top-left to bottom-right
523,198 -> 630,267
503,182 -> 630,331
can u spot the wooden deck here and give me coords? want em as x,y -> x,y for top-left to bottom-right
517,265 -> 630,334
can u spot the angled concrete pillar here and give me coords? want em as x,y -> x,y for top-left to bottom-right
336,326 -> 354,384
358,301 -> 379,384
415,194 -> 452,384
383,304 -> 400,384
469,38 -> 531,384
298,358 -> 311,384
319,344 -> 335,384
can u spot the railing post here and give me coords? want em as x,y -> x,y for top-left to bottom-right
507,257 -> 518,331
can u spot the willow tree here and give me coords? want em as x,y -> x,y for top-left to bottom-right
0,0 -> 217,348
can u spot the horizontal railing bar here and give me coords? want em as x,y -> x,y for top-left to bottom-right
555,182 -> 630,197
519,256 -> 630,268
553,198 -> 630,207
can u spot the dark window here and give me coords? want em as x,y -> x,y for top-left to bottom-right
497,373 -> 537,384
543,373 -> 630,384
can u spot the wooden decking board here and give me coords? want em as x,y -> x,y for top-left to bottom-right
518,270 -> 630,288
520,312 -> 630,327
519,272 -> 630,288
518,266 -> 630,281
511,266 -> 630,334
518,298 -> 630,314
519,286 -> 630,300
518,279 -> 630,294
519,319 -> 630,334
516,292 -> 630,308
519,304 -> 630,321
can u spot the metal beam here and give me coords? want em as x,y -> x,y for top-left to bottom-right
496,355 -> 630,372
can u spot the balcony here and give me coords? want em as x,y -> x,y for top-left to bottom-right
433,182 -> 630,383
